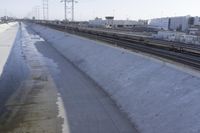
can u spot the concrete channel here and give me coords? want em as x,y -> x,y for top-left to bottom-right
0,23 -> 138,133
31,23 -> 200,133
1,22 -> 200,133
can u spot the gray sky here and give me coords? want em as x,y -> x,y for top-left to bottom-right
0,0 -> 199,21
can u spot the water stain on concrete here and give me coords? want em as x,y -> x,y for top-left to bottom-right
0,23 -> 62,133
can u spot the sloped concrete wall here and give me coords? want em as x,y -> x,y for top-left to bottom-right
0,23 -> 29,116
0,23 -> 18,75
0,22 -> 18,34
31,23 -> 200,133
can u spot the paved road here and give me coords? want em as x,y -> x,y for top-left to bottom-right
29,26 -> 138,133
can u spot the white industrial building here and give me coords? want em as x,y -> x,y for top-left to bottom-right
148,16 -> 192,32
151,16 -> 200,44
194,17 -> 200,26
88,18 -> 105,27
89,17 -> 146,28
148,17 -> 170,30
187,17 -> 200,35
169,16 -> 190,32
153,31 -> 200,45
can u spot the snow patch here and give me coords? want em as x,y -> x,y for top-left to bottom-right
0,22 -> 17,34
57,93 -> 70,133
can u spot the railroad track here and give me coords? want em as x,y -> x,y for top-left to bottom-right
38,23 -> 200,70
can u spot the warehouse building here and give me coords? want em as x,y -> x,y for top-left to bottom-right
88,17 -> 105,27
149,16 -> 193,32
148,17 -> 170,30
89,17 -> 146,28
169,16 -> 190,32
188,17 -> 200,35
194,17 -> 200,26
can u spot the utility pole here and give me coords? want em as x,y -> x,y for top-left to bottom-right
65,0 -> 67,21
42,0 -> 49,20
71,0 -> 78,21
61,0 -> 68,21
61,0 -> 78,22
35,6 -> 40,20
72,0 -> 74,21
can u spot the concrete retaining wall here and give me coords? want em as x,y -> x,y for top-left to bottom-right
0,23 -> 29,116
31,23 -> 200,133
0,22 -> 18,34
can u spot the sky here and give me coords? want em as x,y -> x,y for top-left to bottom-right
0,0 -> 200,21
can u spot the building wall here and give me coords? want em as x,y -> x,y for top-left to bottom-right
89,18 -> 144,28
194,17 -> 200,26
149,16 -> 191,32
154,31 -> 200,45
89,18 -> 106,27
169,16 -> 190,32
148,18 -> 170,30
113,20 -> 140,27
